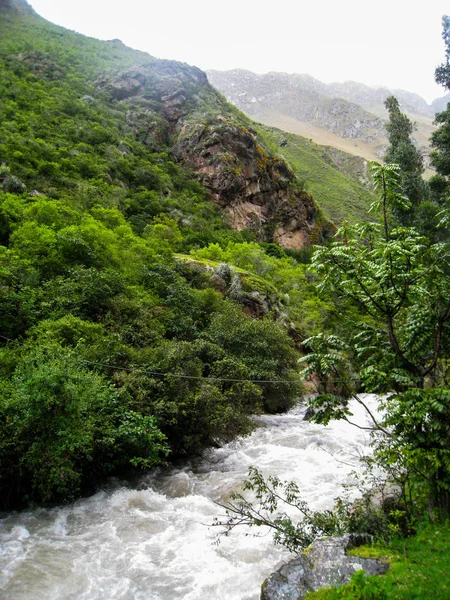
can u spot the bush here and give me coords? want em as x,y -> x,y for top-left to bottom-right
0,345 -> 168,506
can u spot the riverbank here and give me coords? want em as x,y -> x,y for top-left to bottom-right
307,521 -> 450,599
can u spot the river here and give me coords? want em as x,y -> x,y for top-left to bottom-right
0,395 -> 377,600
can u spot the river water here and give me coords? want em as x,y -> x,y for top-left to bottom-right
0,396 -> 377,600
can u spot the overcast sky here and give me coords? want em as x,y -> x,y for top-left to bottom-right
29,0 -> 449,103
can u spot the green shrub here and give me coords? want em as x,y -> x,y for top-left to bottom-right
0,345 -> 168,506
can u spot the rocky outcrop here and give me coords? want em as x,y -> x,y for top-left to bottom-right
172,119 -> 328,247
311,98 -> 384,143
261,534 -> 389,600
96,63 -> 330,249
97,61 -> 212,124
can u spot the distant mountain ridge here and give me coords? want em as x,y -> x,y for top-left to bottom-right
207,69 -> 445,166
431,92 -> 450,114
208,69 -> 446,118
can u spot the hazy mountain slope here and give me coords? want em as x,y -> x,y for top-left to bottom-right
255,110 -> 383,162
207,69 -> 436,166
432,92 -> 450,114
207,70 -> 386,142
327,80 -> 433,116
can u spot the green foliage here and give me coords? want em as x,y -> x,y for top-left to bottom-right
189,241 -> 335,337
0,3 -> 328,508
309,570 -> 388,600
0,345 -> 169,505
309,165 -> 450,391
430,17 -> 450,223
117,338 -> 264,455
435,15 -> 450,90
377,389 -> 450,515
302,163 -> 450,518
383,96 -> 427,227
430,104 -> 450,200
202,304 -> 301,412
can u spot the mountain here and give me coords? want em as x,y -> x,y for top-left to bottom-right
206,69 -> 439,167
207,70 -> 385,142
0,8 -> 335,250
327,80 -> 433,116
0,0 -> 34,11
0,0 -> 416,511
432,92 -> 450,114
251,125 -> 375,224
1,0 -> 361,507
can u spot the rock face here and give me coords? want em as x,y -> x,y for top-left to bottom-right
206,70 -> 387,143
96,63 -> 330,248
328,80 -> 433,117
261,534 -> 389,600
97,60 -> 210,124
207,69 -> 440,123
172,120 -> 325,246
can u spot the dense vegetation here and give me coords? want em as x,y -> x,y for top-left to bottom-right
0,4 -> 330,507
216,161 -> 450,551
2,3 -> 450,600
2,16 -> 450,600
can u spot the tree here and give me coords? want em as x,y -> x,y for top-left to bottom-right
435,15 -> 450,90
430,15 -> 450,208
383,96 -> 427,226
430,101 -> 450,212
213,165 -> 449,552
302,163 -> 450,518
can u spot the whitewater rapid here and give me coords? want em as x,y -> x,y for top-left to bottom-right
0,395 -> 377,600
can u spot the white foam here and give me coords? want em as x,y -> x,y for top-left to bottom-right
0,395 -> 378,600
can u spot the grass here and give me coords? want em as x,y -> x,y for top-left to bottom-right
253,125 -> 376,224
175,253 -> 278,295
306,521 -> 450,599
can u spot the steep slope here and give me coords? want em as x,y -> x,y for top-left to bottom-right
327,80 -> 433,116
0,0 -> 319,507
207,70 -> 386,144
93,64 -> 329,247
432,92 -> 450,114
253,125 -> 376,224
0,7 -> 331,249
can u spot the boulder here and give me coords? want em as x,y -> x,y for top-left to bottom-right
261,534 -> 389,600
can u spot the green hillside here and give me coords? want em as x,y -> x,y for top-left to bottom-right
0,1 -> 364,508
0,1 -> 321,508
254,124 -> 376,223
